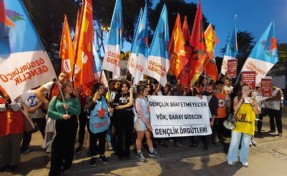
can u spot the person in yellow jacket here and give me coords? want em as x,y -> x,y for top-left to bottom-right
227,84 -> 260,167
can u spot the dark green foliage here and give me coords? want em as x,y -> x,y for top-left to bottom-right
150,0 -> 209,38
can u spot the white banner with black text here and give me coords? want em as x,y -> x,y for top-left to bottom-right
149,96 -> 212,138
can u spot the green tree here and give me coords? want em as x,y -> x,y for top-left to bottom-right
150,0 -> 209,38
220,31 -> 255,71
278,43 -> 287,62
23,0 -> 79,57
92,0 -> 153,43
23,0 -> 153,57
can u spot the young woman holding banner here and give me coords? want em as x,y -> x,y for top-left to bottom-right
134,85 -> 160,162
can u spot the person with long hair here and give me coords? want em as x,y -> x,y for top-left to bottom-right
35,72 -> 69,109
47,81 -> 81,176
134,85 -> 160,162
227,84 -> 260,167
113,81 -> 134,160
88,83 -> 110,166
35,72 -> 69,153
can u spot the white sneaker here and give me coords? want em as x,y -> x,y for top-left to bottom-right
242,162 -> 249,167
107,143 -> 113,150
227,161 -> 236,166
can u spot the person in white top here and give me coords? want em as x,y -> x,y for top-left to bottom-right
265,85 -> 284,136
134,85 -> 160,162
20,88 -> 46,154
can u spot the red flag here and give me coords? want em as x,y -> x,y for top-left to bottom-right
59,15 -> 74,79
177,16 -> 191,88
168,14 -> 188,78
188,0 -> 208,87
0,85 -> 8,98
0,0 -> 15,27
182,16 -> 190,43
73,0 -> 95,95
73,10 -> 81,48
204,24 -> 219,81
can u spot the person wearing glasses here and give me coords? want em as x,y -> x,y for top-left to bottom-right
227,84 -> 260,167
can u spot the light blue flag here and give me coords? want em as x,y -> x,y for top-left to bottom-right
128,4 -> 149,84
102,0 -> 123,79
145,4 -> 169,86
0,0 -> 56,101
241,21 -> 278,85
93,31 -> 102,80
221,25 -> 238,75
130,7 -> 143,51
106,0 -> 123,48
128,7 -> 142,76
136,4 -> 149,57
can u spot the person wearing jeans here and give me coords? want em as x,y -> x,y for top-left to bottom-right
227,84 -> 260,167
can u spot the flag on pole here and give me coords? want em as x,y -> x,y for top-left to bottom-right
73,10 -> 81,48
168,13 -> 188,78
128,7 -> 143,77
221,24 -> 238,75
102,0 -> 123,79
59,15 -> 74,79
100,71 -> 109,88
188,0 -> 208,87
129,4 -> 149,85
0,0 -> 14,27
204,23 -> 219,81
130,7 -> 142,54
73,0 -> 95,93
177,16 -> 191,88
182,15 -> 190,43
0,0 -> 56,101
240,21 -> 278,85
93,31 -> 102,81
145,5 -> 169,86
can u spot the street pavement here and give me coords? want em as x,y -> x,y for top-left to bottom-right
1,109 -> 287,176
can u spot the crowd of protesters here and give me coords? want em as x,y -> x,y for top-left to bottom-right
0,72 -> 285,175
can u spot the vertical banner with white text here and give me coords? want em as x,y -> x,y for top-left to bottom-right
241,71 -> 256,89
227,59 -> 238,78
261,77 -> 272,97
